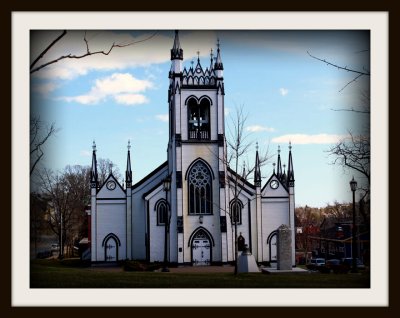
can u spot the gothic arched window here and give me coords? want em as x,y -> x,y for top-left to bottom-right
230,199 -> 243,225
156,200 -> 168,225
188,98 -> 210,140
188,161 -> 212,214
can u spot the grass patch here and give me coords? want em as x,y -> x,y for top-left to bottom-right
30,259 -> 370,288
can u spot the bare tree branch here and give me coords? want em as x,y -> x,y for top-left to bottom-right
330,108 -> 370,114
307,51 -> 370,92
30,30 -> 67,71
30,31 -> 159,74
30,116 -> 58,175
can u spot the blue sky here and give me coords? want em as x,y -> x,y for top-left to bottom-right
30,30 -> 370,207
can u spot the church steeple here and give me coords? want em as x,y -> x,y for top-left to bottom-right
126,140 -> 132,188
90,141 -> 98,189
287,142 -> 295,187
254,142 -> 261,187
171,30 -> 183,60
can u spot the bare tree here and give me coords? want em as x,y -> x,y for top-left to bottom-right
97,158 -> 122,186
309,50 -> 371,201
30,116 -> 57,175
38,165 -> 91,258
328,132 -> 370,192
208,106 -> 271,274
30,30 -> 159,74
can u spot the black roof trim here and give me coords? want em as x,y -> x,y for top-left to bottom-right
132,161 -> 168,190
142,180 -> 164,200
227,166 -> 256,190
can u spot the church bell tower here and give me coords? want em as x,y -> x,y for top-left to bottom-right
167,31 -> 228,264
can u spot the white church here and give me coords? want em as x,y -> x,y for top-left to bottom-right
89,31 -> 296,266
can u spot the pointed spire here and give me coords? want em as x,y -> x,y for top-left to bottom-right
254,142 -> 261,187
90,140 -> 98,188
272,162 -> 276,174
171,30 -> 183,60
276,145 -> 282,178
242,161 -> 246,179
214,38 -> 224,70
287,141 -> 295,187
126,140 -> 132,187
210,48 -> 214,71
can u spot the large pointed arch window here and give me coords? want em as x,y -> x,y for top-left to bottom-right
188,98 -> 210,140
188,161 -> 212,214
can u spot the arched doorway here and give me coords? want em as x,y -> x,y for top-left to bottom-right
191,229 -> 212,266
267,231 -> 278,263
102,233 -> 120,262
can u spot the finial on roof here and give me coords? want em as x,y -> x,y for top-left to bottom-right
278,145 -> 281,154
197,51 -> 200,61
92,140 -> 96,152
256,141 -> 259,152
128,139 -> 131,151
289,141 -> 292,150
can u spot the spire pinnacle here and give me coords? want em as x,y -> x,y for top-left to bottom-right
126,140 -> 132,187
171,30 -> 183,60
210,48 -> 214,70
287,142 -> 295,187
276,145 -> 282,178
214,38 -> 224,71
254,144 -> 261,187
90,140 -> 98,188
273,162 -> 276,174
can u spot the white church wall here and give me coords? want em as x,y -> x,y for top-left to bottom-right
96,201 -> 127,261
261,198 -> 290,262
131,163 -> 168,260
147,188 -> 168,262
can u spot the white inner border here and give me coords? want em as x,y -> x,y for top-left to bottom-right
12,11 -> 388,307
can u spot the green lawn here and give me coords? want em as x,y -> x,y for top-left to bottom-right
30,259 -> 370,288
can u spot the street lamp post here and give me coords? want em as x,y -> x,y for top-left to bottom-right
162,175 -> 171,272
349,177 -> 358,273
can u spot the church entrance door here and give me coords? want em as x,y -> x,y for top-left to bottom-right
105,237 -> 117,262
192,237 -> 211,266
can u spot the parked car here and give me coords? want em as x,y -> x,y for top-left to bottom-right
306,258 -> 326,271
326,258 -> 349,273
341,258 -> 366,270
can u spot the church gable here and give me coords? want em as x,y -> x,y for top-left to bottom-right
97,174 -> 125,199
261,174 -> 289,197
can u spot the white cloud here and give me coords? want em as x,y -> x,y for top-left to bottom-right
80,150 -> 91,157
272,133 -> 347,145
156,114 -> 169,122
279,88 -> 289,96
246,125 -> 275,133
62,73 -> 153,105
114,94 -> 148,105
